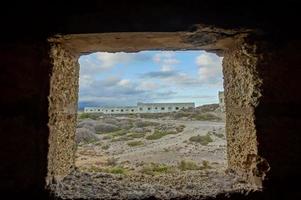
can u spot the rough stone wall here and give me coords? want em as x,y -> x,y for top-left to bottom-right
47,43 -> 79,183
223,37 -> 269,187
223,36 -> 301,198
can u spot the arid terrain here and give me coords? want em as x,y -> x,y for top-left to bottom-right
51,105 -> 256,199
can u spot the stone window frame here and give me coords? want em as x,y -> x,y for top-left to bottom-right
47,32 -> 268,191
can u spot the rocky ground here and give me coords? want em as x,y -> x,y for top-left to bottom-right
51,107 -> 258,199
50,170 -> 255,200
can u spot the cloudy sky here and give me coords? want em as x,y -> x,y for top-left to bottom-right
78,51 -> 223,109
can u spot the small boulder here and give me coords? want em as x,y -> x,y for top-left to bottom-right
75,127 -> 99,144
95,122 -> 120,134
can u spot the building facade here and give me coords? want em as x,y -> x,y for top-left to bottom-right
84,102 -> 195,114
218,91 -> 225,112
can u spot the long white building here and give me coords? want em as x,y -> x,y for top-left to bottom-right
84,102 -> 195,114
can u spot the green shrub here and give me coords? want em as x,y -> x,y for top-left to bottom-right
135,120 -> 160,127
146,131 -> 169,140
189,134 -> 213,145
101,144 -> 110,150
88,166 -> 104,173
127,132 -> 146,138
178,160 -> 200,171
103,135 -> 113,140
79,113 -> 99,120
106,166 -> 127,174
127,141 -> 144,147
111,129 -> 128,137
140,163 -> 174,175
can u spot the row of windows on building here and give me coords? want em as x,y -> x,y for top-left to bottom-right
88,106 -> 190,113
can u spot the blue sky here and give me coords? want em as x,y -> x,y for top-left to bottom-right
78,51 -> 223,109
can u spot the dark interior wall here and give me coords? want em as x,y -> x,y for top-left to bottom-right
0,1 -> 301,199
0,41 -> 50,197
254,37 -> 301,199
1,1 -> 300,39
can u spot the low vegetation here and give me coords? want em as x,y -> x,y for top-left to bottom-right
111,129 -> 128,137
87,166 -> 127,174
146,131 -> 171,140
211,130 -> 225,138
189,133 -> 213,145
76,106 -> 225,180
101,144 -> 110,150
140,163 -> 175,175
105,166 -> 127,174
127,141 -> 144,147
102,135 -> 113,140
78,113 -> 100,120
178,160 -> 212,171
134,120 -> 160,127
178,160 -> 200,171
192,113 -> 221,121
111,136 -> 132,142
127,132 -> 146,138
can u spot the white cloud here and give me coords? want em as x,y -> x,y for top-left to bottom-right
117,79 -> 131,87
163,58 -> 180,65
95,52 -> 133,69
79,52 -> 151,77
160,65 -> 174,72
138,81 -> 159,91
79,75 -> 93,88
153,51 -> 180,67
196,53 -> 223,84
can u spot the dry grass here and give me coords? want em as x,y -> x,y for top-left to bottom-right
189,133 -> 213,145
178,160 -> 200,171
87,166 -> 127,174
